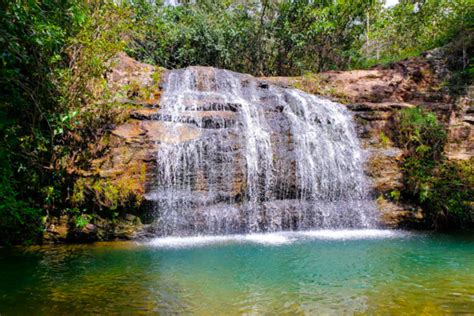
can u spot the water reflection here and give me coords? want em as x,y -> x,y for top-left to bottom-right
0,232 -> 473,314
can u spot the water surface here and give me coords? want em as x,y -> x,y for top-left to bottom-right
1,230 -> 473,314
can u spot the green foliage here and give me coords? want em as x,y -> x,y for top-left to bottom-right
389,190 -> 401,202
74,212 -> 92,230
0,158 -> 43,245
72,166 -> 145,217
429,159 -> 474,224
354,0 -> 473,69
54,2 -> 134,174
379,132 -> 391,148
58,2 -> 133,107
396,107 -> 446,159
395,107 -> 473,228
127,0 -> 378,76
0,0 -> 85,245
127,0 -> 472,75
0,0 -> 135,244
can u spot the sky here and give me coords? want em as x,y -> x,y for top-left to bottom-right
385,0 -> 400,7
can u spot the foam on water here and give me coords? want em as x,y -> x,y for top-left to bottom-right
146,229 -> 406,249
244,233 -> 293,245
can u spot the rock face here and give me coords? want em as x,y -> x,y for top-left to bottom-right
44,54 -> 162,243
92,53 -> 164,201
43,213 -> 144,243
145,67 -> 376,235
108,51 -> 472,231
266,49 -> 473,227
47,50 -> 472,241
446,85 -> 474,160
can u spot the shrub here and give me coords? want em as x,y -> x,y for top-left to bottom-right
395,107 -> 473,229
0,0 -> 135,244
0,162 -> 42,245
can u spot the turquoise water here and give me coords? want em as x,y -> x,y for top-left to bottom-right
1,230 -> 473,314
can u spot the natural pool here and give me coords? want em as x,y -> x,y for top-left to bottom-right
1,230 -> 473,314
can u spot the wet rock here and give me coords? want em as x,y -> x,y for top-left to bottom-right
366,147 -> 404,196
79,223 -> 99,241
377,197 -> 424,228
69,223 -> 99,243
43,215 -> 69,243
44,214 -> 145,243
66,50 -> 472,235
266,49 -> 473,227
112,214 -> 145,239
446,87 -> 474,160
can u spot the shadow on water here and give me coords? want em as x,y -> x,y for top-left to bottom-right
0,242 -> 191,314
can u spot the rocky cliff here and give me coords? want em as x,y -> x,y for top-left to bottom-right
44,51 -> 473,241
266,49 -> 473,227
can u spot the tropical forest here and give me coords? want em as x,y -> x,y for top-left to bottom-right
0,0 -> 473,314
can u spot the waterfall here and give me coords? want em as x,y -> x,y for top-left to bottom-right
146,67 -> 376,236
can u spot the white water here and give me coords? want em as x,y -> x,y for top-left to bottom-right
146,230 -> 406,249
148,67 -> 377,236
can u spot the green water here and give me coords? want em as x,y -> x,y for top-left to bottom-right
1,230 -> 473,315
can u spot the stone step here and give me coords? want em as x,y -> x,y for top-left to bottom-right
464,115 -> 474,124
144,188 -> 243,205
413,91 -> 447,103
347,102 -> 414,112
130,108 -> 159,119
183,102 -> 241,112
412,101 -> 452,113
119,98 -> 160,107
131,110 -> 238,129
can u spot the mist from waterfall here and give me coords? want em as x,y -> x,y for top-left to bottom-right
146,67 -> 377,236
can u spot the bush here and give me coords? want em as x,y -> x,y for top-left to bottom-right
126,0 -> 377,76
0,161 -> 42,245
395,107 -> 473,229
0,0 -> 134,244
0,0 -> 84,245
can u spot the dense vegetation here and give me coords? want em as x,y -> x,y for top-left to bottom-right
0,0 -> 472,244
128,0 -> 472,75
395,108 -> 473,228
0,1 -> 133,243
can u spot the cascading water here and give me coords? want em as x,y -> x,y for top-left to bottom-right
146,66 -> 377,236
